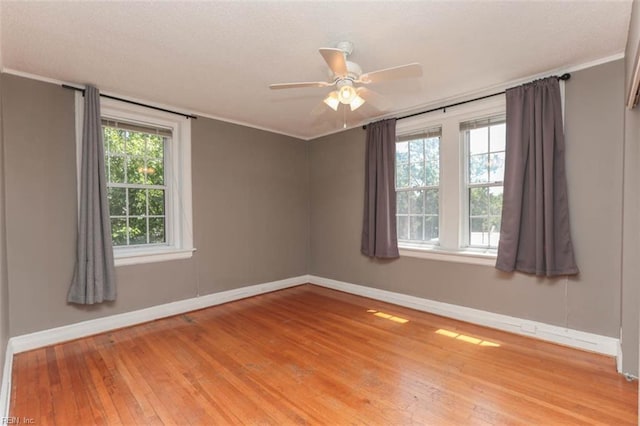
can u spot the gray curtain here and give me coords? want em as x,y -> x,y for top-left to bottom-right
361,119 -> 400,258
496,77 -> 578,276
68,86 -> 117,304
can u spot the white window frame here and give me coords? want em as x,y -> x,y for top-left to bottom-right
395,127 -> 442,247
396,96 -> 505,266
75,93 -> 194,266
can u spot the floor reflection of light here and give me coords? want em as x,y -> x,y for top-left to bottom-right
367,310 -> 409,324
435,329 -> 501,347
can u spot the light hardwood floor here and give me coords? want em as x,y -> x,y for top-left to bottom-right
10,284 -> 638,425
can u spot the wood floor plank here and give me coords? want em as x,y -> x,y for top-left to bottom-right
10,284 -> 638,425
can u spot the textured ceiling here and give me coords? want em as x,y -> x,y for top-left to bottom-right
0,1 -> 633,140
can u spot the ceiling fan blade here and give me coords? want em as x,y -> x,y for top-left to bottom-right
356,87 -> 391,112
356,63 -> 423,84
319,48 -> 348,76
269,81 -> 333,90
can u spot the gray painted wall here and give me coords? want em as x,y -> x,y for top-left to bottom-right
564,61 -> 625,339
622,0 -> 640,376
309,60 -> 625,341
1,74 -> 308,336
0,67 -> 9,386
191,113 -> 309,294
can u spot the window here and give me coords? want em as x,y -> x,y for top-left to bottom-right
395,128 -> 441,245
75,94 -> 193,266
394,96 -> 505,264
462,116 -> 506,249
103,120 -> 169,247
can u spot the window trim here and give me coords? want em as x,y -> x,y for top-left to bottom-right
399,245 -> 497,266
395,96 -> 505,264
75,93 -> 194,266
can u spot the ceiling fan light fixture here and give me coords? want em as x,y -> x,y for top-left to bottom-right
350,95 -> 365,111
338,84 -> 356,104
323,91 -> 340,111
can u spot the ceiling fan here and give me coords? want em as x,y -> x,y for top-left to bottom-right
269,41 -> 423,112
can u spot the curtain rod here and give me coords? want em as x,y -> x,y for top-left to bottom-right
61,84 -> 198,120
362,73 -> 571,129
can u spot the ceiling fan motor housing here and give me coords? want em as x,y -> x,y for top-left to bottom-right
328,60 -> 363,81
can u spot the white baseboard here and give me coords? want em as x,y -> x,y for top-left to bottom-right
617,340 -> 623,373
10,275 -> 308,355
0,342 -> 14,419
308,275 -> 619,357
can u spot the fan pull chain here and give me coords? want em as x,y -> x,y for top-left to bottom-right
343,104 -> 347,128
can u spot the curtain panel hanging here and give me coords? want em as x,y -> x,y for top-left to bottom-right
361,118 -> 400,258
68,86 -> 117,304
496,77 -> 578,277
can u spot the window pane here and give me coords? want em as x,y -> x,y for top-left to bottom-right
425,189 -> 439,215
129,217 -> 147,245
147,135 -> 165,159
149,217 -> 166,244
111,218 -> 127,246
396,142 -> 409,164
108,156 -> 125,184
426,160 -> 439,186
469,214 -> 501,249
108,187 -> 127,216
396,163 -> 409,188
128,188 -> 147,216
397,216 -> 409,240
425,137 -> 439,161
489,216 -> 501,247
469,187 -> 489,216
469,154 -> 488,183
145,158 -> 164,185
409,140 -> 424,162
425,216 -> 439,241
149,189 -> 165,216
409,190 -> 424,214
470,217 -> 489,246
397,191 -> 408,214
409,162 -> 425,187
488,186 -> 504,216
409,216 -> 424,240
469,127 -> 488,154
489,152 -> 505,182
127,157 -> 146,184
126,132 -> 146,157
104,127 -> 125,154
490,123 -> 506,152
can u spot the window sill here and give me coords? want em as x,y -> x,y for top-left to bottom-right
114,247 -> 195,267
398,244 -> 497,266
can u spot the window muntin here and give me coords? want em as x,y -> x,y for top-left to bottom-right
396,128 -> 441,245
103,120 -> 170,248
462,116 -> 506,249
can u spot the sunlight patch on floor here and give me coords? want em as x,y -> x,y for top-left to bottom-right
367,309 -> 409,324
435,328 -> 500,347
